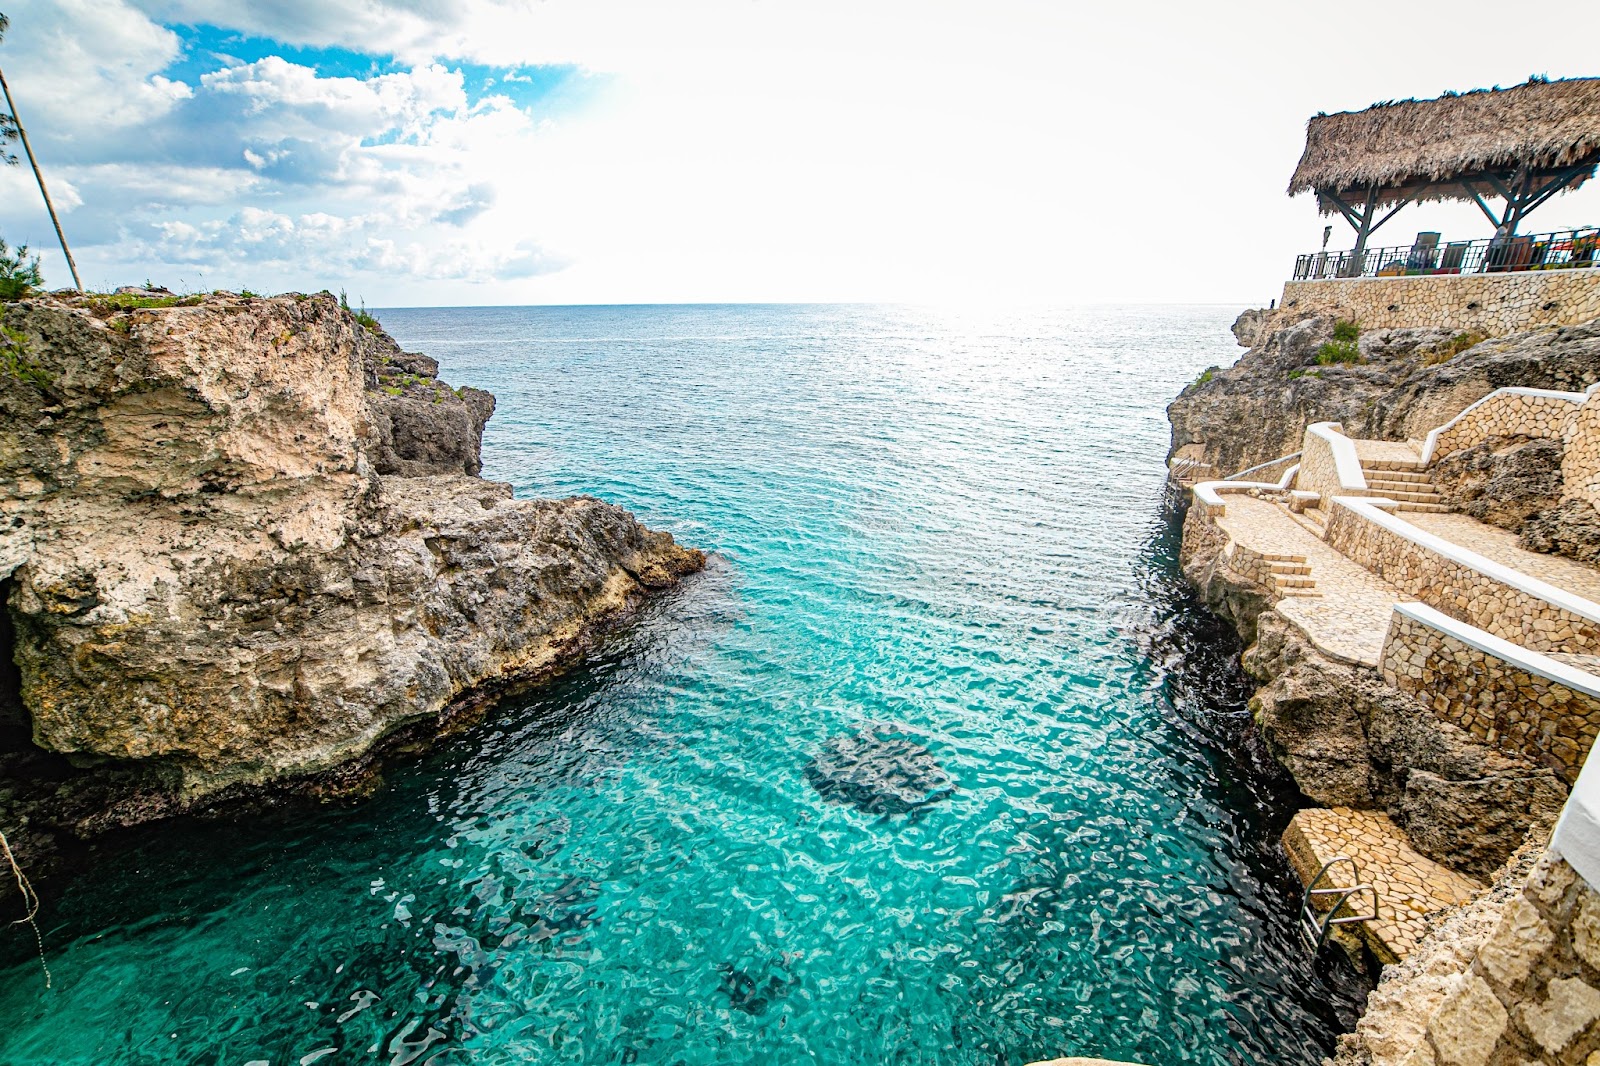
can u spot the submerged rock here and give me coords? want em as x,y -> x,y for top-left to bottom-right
803,723 -> 954,816
715,959 -> 795,1016
0,292 -> 704,870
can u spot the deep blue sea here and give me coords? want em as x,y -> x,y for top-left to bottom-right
0,304 -> 1365,1064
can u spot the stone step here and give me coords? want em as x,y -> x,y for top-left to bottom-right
1259,552 -> 1308,564
1269,562 -> 1311,575
1396,502 -> 1452,513
1362,457 -> 1424,472
1284,808 -> 1483,965
1276,587 -> 1324,598
1365,469 -> 1433,485
1369,488 -> 1444,504
1274,575 -> 1316,589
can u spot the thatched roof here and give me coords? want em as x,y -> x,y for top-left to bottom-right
1288,77 -> 1600,213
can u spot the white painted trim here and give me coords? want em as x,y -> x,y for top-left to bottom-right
1225,452 -> 1302,482
1194,464 -> 1301,512
1555,768 -> 1600,892
1391,602 -> 1600,701
1306,422 -> 1367,493
1331,496 -> 1600,627
1418,386 -> 1586,466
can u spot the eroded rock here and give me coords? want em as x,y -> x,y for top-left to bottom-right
1168,316 -> 1600,479
1432,436 -> 1564,533
0,292 -> 703,866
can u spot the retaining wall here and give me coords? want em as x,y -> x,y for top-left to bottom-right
1275,268 -> 1600,336
1421,388 -> 1587,467
1296,422 -> 1365,507
1381,603 -> 1600,781
1323,497 -> 1600,656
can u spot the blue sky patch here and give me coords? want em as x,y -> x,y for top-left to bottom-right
161,23 -> 591,114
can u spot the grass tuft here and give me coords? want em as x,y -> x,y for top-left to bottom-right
1420,331 -> 1486,366
340,289 -> 381,333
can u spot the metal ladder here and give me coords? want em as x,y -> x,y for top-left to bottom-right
1299,856 -> 1379,954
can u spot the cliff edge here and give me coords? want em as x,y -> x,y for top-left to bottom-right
0,292 -> 703,870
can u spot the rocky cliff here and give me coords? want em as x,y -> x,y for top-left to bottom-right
0,292 -> 703,873
1170,316 -> 1600,480
1180,508 -> 1566,878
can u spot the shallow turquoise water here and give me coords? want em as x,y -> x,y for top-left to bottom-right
0,304 -> 1364,1064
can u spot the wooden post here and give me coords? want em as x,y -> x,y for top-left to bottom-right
1350,186 -> 1377,266
0,62 -> 82,292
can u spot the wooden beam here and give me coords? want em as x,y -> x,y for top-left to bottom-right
1461,182 -> 1502,226
1323,190 -> 1365,231
1366,190 -> 1419,237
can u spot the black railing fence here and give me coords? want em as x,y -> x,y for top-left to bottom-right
1293,227 -> 1599,281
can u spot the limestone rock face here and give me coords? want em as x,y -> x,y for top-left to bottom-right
1432,436 -> 1564,533
1168,315 -> 1600,479
0,293 -> 703,847
1187,591 -> 1565,878
1230,307 -> 1270,347
1521,497 -> 1600,565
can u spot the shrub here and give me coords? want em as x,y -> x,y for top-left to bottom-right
0,238 -> 43,301
1288,367 -> 1322,380
1331,318 -> 1360,343
1,321 -> 52,389
340,289 -> 381,333
1192,367 -> 1215,388
1316,340 -> 1362,365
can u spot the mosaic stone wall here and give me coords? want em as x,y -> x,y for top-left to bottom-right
1428,392 -> 1584,468
1400,852 -> 1600,1065
1561,389 -> 1600,510
1298,426 -> 1360,507
1324,501 -> 1600,656
1381,611 -> 1600,781
1275,269 -> 1600,336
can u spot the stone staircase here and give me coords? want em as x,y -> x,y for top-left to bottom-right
1360,458 -> 1449,513
1265,553 -> 1321,598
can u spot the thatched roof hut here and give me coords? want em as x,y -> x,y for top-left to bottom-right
1289,77 -> 1600,228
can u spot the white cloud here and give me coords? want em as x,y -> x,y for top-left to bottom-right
3,0 -> 1600,304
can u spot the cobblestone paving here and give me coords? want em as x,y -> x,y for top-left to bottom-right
1403,511 -> 1600,605
1217,495 -> 1405,665
1283,807 -> 1484,963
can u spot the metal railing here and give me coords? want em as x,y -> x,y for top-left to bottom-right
1293,227 -> 1600,281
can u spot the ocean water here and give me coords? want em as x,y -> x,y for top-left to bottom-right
0,304 -> 1367,1064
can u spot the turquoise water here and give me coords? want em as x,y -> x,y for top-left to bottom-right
0,304 -> 1364,1064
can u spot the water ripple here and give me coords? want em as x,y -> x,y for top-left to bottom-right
0,304 -> 1366,1065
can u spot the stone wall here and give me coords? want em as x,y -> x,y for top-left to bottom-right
1425,390 -> 1586,468
1561,388 -> 1600,511
1275,269 -> 1600,337
1397,851 -> 1600,1065
1323,499 -> 1600,656
1298,423 -> 1365,507
1380,607 -> 1600,782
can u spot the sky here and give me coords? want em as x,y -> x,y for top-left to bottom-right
1,0 -> 1599,307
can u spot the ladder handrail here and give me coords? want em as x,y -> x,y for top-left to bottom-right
1298,855 -> 1379,953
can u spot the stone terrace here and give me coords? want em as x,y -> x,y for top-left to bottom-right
1284,807 -> 1482,964
1190,392 -> 1600,964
